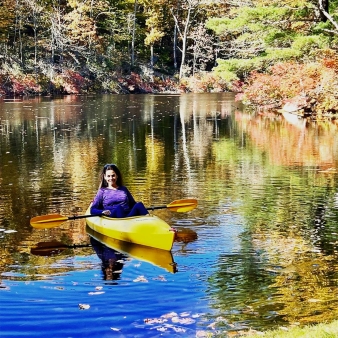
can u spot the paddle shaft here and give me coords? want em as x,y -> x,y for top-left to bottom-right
146,205 -> 167,210
70,203 -> 189,215
30,199 -> 197,228
67,214 -> 99,220
70,205 -> 177,217
34,206 -> 171,224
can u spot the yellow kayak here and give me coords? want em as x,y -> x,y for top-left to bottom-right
85,206 -> 176,251
86,226 -> 177,273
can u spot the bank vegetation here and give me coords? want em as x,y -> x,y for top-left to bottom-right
1,0 -> 338,120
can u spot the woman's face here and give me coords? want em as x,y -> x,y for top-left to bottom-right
104,169 -> 118,187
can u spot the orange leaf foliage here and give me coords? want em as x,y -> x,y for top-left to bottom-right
242,60 -> 338,115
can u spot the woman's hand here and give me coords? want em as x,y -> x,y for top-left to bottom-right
102,210 -> 111,216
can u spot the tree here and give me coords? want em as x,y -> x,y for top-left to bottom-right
188,23 -> 214,75
206,0 -> 332,83
65,0 -> 99,51
0,0 -> 16,47
131,0 -> 137,67
142,0 -> 165,71
23,0 -> 44,68
171,0 -> 201,79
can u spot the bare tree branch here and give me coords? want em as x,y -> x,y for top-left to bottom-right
318,0 -> 338,32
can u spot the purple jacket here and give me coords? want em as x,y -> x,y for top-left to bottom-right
90,186 -> 136,215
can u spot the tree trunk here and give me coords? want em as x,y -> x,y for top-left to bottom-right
131,0 -> 138,67
173,1 -> 179,70
150,44 -> 154,69
179,5 -> 191,79
319,0 -> 329,21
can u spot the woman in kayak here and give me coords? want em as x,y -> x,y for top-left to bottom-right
90,164 -> 149,218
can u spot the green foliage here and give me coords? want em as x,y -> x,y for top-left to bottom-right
0,0 -> 337,97
291,35 -> 329,53
214,47 -> 301,81
206,0 -> 338,104
205,17 -> 230,35
206,6 -> 292,35
264,29 -> 295,47
248,319 -> 338,337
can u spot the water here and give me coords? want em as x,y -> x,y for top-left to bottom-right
1,94 -> 338,337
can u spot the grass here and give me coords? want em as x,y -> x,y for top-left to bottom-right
245,320 -> 338,337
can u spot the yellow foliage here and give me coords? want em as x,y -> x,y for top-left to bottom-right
145,28 -> 164,45
254,0 -> 310,7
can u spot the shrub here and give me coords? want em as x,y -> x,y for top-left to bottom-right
179,72 -> 232,93
53,70 -> 89,94
241,60 -> 338,116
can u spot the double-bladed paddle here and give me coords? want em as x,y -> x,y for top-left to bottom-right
30,198 -> 197,229
30,240 -> 91,256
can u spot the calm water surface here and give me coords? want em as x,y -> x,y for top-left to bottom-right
1,93 -> 338,337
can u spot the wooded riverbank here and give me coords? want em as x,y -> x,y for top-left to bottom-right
1,0 -> 338,120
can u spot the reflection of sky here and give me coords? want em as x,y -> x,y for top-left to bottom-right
3,94 -> 338,334
0,252 -> 211,337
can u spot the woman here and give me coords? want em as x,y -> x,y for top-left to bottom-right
90,164 -> 149,218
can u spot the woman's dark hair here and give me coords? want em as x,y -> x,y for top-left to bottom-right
100,164 -> 123,188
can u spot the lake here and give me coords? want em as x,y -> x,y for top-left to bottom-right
1,93 -> 338,337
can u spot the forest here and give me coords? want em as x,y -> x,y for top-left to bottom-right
1,0 -> 338,118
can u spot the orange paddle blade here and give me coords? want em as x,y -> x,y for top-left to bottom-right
30,214 -> 69,229
166,199 -> 197,212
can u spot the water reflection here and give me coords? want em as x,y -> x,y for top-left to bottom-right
30,239 -> 92,256
90,236 -> 125,281
87,226 -> 177,274
3,94 -> 338,334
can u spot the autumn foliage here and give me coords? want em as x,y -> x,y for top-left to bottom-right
179,73 -> 232,93
241,58 -> 338,117
0,73 -> 41,96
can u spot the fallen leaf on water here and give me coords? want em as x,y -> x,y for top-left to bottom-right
78,304 -> 90,310
133,275 -> 148,283
154,275 -> 167,281
172,317 -> 195,325
110,327 -> 120,331
144,318 -> 167,324
161,312 -> 178,319
192,313 -> 203,318
156,326 -> 168,332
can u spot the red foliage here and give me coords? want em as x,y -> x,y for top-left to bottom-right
241,60 -> 338,116
321,58 -> 338,70
10,75 -> 41,95
59,70 -> 89,94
